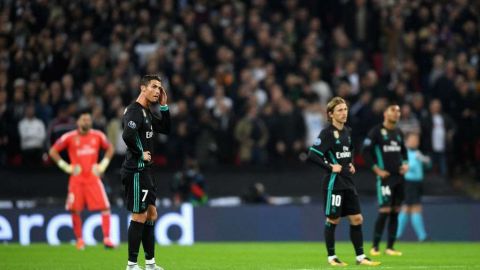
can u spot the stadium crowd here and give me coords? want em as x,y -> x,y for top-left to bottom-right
0,0 -> 479,182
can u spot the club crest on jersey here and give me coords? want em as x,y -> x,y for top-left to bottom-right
128,121 -> 136,129
381,128 -> 387,136
142,109 -> 147,118
333,130 -> 340,139
313,138 -> 321,146
363,138 -> 372,146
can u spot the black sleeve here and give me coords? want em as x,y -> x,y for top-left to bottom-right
362,127 -> 378,170
151,109 -> 171,134
349,127 -> 355,165
399,130 -> 408,164
122,107 -> 143,158
307,129 -> 334,172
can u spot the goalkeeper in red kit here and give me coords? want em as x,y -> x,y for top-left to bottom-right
49,109 -> 115,250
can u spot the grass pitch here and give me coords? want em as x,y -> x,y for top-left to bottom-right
1,242 -> 479,269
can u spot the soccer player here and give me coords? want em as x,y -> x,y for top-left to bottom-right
122,75 -> 170,270
49,110 -> 115,250
308,97 -> 380,266
396,133 -> 430,241
362,103 -> 408,256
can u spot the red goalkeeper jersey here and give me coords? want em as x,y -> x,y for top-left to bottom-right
52,129 -> 111,183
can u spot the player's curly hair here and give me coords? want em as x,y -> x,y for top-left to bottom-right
326,96 -> 347,122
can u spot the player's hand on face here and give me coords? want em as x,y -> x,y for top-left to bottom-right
331,164 -> 342,173
349,163 -> 356,174
143,151 -> 151,162
159,86 -> 168,106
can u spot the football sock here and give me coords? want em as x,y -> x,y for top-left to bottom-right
101,213 -> 111,239
143,220 -> 155,260
325,221 -> 337,256
396,211 -> 408,238
411,212 -> 427,241
350,224 -> 364,256
128,220 -> 144,263
71,213 -> 82,240
387,212 -> 399,249
372,212 -> 388,249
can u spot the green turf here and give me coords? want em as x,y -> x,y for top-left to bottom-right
1,242 -> 479,269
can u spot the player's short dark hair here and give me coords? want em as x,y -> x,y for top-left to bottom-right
384,101 -> 400,111
140,74 -> 162,87
75,108 -> 92,119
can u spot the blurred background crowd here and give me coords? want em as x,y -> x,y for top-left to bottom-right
0,0 -> 479,189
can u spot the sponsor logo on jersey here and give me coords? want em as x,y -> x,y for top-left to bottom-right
128,121 -> 136,129
336,151 -> 352,159
336,146 -> 351,159
77,145 -> 96,156
383,140 -> 401,152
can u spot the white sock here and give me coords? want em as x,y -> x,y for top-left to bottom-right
146,258 -> 156,265
127,261 -> 137,266
328,255 -> 337,262
356,254 -> 366,261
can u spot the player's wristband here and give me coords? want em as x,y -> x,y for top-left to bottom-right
98,157 -> 111,173
57,159 -> 72,174
159,105 -> 169,111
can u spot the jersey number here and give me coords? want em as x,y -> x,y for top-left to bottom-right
331,195 -> 342,207
381,186 -> 391,196
141,189 -> 148,202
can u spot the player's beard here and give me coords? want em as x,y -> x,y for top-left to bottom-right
80,125 -> 90,133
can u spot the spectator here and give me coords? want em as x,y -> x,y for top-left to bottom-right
170,158 -> 207,207
18,103 -> 46,167
0,90 -> 7,166
235,105 -> 269,164
242,182 -> 271,204
47,104 -> 76,147
398,103 -> 421,135
0,0 -> 477,181
421,99 -> 455,178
